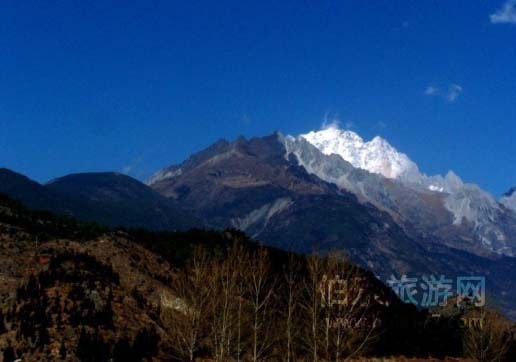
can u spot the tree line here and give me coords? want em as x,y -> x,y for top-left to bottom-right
162,242 -> 386,362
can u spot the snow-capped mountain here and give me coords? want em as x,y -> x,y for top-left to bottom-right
301,126 -> 419,180
2,135 -> 516,319
145,124 -> 516,257
285,125 -> 516,257
144,132 -> 516,317
299,125 -> 464,193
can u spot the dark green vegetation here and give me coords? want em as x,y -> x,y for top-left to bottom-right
0,193 -> 514,361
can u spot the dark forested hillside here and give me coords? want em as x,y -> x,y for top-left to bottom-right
0,194 -> 514,361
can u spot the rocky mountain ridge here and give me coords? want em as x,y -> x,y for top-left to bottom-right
282,129 -> 516,257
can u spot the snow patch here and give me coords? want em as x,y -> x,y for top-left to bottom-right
146,168 -> 183,185
231,197 -> 293,236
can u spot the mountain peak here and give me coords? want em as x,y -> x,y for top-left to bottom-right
302,126 -> 364,145
300,126 -> 418,180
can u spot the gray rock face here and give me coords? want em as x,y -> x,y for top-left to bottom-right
282,130 -> 516,257
146,131 -> 516,258
147,133 -> 516,317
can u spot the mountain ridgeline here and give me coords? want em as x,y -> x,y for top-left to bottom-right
1,128 -> 516,322
0,168 -> 199,231
147,131 -> 516,318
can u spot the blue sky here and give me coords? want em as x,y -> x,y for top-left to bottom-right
1,1 -> 515,195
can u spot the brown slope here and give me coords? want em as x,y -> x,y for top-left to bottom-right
0,218 -> 177,361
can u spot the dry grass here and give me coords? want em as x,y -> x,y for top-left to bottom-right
349,357 -> 472,362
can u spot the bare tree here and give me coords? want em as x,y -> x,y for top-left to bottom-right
210,254 -> 236,361
281,253 -> 302,362
231,242 -> 250,362
300,251 -> 380,362
335,269 -> 379,361
301,253 -> 325,362
167,246 -> 213,362
249,246 -> 276,362
463,308 -> 512,362
209,242 -> 251,362
165,243 -> 381,362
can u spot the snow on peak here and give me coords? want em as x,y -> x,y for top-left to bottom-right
146,167 -> 182,186
300,125 -> 419,180
429,185 -> 444,192
284,126 -> 514,255
296,125 -> 467,194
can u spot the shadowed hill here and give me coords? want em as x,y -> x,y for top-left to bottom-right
0,168 -> 199,231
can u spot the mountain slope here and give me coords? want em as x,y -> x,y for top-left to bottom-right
0,194 -> 175,361
0,168 -> 72,212
147,134 -> 434,273
0,169 -> 197,230
2,193 -> 489,361
148,133 -> 516,318
288,127 -> 516,257
45,172 -> 199,230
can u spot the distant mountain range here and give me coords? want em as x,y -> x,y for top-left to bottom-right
2,126 -> 516,317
